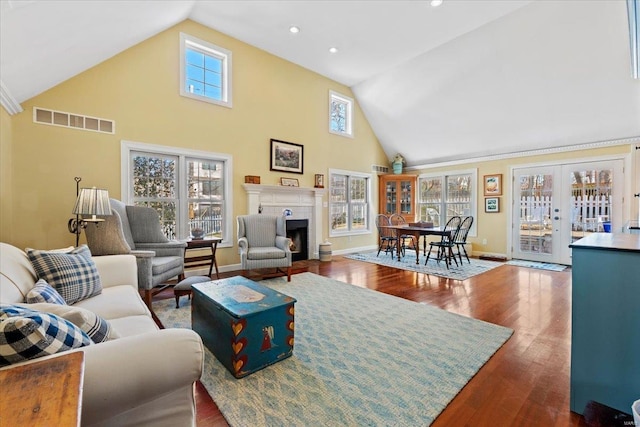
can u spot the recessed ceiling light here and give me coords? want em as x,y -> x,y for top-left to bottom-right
329,47 -> 338,54
289,26 -> 300,34
430,0 -> 443,7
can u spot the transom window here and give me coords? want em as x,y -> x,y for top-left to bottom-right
417,169 -> 477,235
329,169 -> 371,236
122,141 -> 233,245
329,90 -> 353,138
180,33 -> 232,108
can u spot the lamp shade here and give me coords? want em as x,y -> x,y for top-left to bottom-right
72,187 -> 110,216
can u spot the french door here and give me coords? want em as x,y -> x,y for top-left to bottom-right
512,160 -> 623,265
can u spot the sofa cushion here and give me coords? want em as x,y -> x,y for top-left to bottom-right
73,285 -> 151,320
25,279 -> 67,305
0,304 -> 91,367
23,302 -> 119,343
151,256 -> 183,276
108,315 -> 159,338
27,245 -> 102,305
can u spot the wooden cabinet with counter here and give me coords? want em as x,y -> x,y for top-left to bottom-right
569,233 -> 640,416
379,174 -> 417,222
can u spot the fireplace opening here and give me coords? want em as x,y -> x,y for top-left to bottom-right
286,219 -> 308,262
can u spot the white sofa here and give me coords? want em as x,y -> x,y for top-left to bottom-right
0,242 -> 205,427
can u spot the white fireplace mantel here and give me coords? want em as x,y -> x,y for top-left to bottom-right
242,184 -> 326,259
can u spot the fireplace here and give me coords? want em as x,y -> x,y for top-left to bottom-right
286,219 -> 308,261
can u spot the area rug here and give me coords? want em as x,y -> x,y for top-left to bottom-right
345,249 -> 503,280
506,259 -> 567,271
155,272 -> 513,426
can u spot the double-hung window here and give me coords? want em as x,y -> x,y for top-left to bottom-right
417,169 -> 477,235
329,90 -> 353,137
180,33 -> 232,108
122,141 -> 233,245
329,169 -> 371,236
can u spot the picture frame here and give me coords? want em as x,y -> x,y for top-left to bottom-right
270,139 -> 303,174
314,174 -> 325,188
280,177 -> 299,187
483,174 -> 502,196
485,197 -> 500,213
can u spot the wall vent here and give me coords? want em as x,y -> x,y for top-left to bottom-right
33,107 -> 115,134
372,164 -> 389,174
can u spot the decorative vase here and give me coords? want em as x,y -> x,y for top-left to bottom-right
392,161 -> 403,174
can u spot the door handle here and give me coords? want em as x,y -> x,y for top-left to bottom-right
554,216 -> 560,220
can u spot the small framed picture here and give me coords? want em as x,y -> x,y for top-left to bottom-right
270,139 -> 303,174
484,174 -> 502,196
314,174 -> 324,188
280,177 -> 299,187
485,197 -> 500,213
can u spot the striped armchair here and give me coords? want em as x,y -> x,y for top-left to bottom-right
237,215 -> 292,281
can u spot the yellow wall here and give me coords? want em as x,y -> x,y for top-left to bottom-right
1,106 -> 14,244
6,20 -> 387,263
415,144 -> 632,256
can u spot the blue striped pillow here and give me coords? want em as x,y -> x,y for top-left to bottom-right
27,245 -> 102,305
25,279 -> 67,305
0,304 -> 91,367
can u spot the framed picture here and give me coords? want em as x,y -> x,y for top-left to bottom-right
270,139 -> 303,174
484,174 -> 502,196
485,197 -> 500,213
280,177 -> 299,187
314,174 -> 324,188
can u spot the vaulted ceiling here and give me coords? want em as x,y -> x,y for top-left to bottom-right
2,0 -> 638,166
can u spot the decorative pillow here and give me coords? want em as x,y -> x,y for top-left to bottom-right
0,304 -> 91,367
25,279 -> 67,305
23,303 -> 119,343
26,245 -> 102,305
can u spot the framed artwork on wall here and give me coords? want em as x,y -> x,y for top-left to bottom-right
483,174 -> 502,196
270,139 -> 303,174
485,197 -> 500,213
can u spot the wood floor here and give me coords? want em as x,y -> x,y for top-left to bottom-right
154,256 -> 591,426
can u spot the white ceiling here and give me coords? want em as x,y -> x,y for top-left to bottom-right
1,0 -> 638,166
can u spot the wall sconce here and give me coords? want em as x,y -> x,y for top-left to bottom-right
67,177 -> 111,246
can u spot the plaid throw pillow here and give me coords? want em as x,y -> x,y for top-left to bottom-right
27,245 -> 102,305
25,279 -> 67,305
0,304 -> 91,367
24,303 -> 118,344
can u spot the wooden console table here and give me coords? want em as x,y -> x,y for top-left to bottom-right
0,351 -> 85,426
183,238 -> 222,278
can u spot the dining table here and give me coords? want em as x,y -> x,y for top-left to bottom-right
381,224 -> 452,264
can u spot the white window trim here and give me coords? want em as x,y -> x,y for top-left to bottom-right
180,32 -> 233,108
120,140 -> 233,247
418,168 -> 478,237
328,168 -> 372,237
328,90 -> 354,138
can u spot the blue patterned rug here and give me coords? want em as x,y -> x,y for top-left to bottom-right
346,249 -> 503,280
506,259 -> 567,271
155,273 -> 513,426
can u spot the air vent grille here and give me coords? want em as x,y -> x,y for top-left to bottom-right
372,164 -> 389,174
33,107 -> 115,134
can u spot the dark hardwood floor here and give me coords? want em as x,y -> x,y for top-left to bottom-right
153,256 -> 592,426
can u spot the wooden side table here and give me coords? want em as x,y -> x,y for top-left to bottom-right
0,351 -> 85,426
183,237 -> 222,278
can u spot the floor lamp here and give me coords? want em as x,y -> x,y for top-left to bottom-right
67,177 -> 111,247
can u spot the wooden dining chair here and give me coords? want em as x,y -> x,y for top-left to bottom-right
375,214 -> 396,256
389,213 -> 416,257
454,216 -> 474,264
425,216 -> 462,269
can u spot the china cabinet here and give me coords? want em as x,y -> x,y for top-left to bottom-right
379,174 -> 417,222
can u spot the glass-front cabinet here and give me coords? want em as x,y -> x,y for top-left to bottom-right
379,174 -> 417,222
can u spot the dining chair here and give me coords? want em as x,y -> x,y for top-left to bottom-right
425,216 -> 462,269
375,214 -> 396,256
389,213 -> 416,257
454,216 -> 474,264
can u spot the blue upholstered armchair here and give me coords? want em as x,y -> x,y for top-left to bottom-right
237,214 -> 292,281
86,199 -> 186,307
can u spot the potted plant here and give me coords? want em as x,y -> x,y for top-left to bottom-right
392,154 -> 405,174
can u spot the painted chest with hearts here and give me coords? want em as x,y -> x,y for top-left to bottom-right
192,276 -> 296,378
